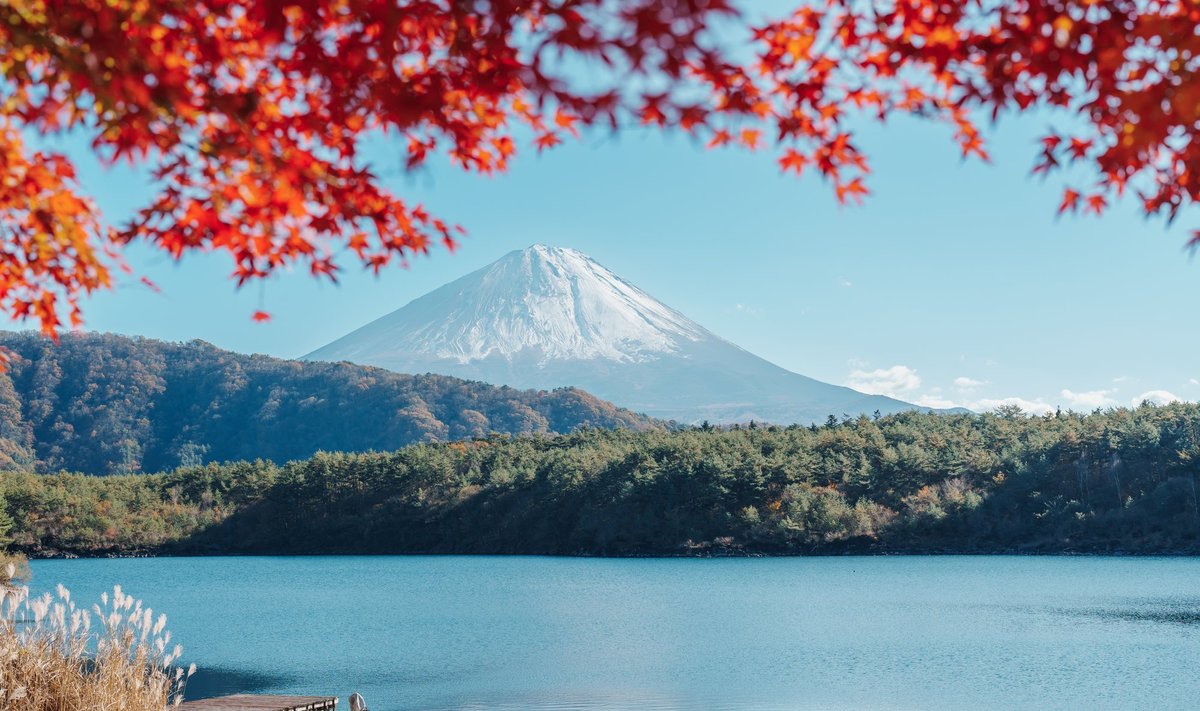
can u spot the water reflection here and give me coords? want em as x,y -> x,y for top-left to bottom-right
1061,598 -> 1200,626
184,666 -> 297,700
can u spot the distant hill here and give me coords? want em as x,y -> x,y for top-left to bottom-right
0,331 -> 657,474
307,245 -> 941,425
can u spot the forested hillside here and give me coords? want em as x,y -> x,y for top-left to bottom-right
4,404 -> 1200,556
0,332 -> 656,474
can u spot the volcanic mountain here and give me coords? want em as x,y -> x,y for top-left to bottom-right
306,245 -> 927,424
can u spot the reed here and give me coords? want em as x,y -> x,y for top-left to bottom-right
0,553 -> 29,585
0,569 -> 192,709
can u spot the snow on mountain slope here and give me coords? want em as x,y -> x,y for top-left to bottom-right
306,245 -> 930,424
318,245 -> 706,366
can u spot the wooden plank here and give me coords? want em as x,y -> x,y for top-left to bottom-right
179,694 -> 337,711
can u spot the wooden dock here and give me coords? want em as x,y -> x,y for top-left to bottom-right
179,694 -> 337,711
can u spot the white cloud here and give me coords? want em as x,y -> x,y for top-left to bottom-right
1133,390 -> 1182,406
1190,378 -> 1199,386
953,376 -> 987,391
1112,375 -> 1130,384
920,395 -> 1055,416
904,380 -> 1192,417
1060,389 -> 1117,410
846,365 -> 921,397
915,387 -> 1190,416
970,397 -> 1056,416
915,394 -> 960,409
732,303 -> 758,316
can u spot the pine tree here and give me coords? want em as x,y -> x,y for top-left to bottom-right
0,491 -> 13,548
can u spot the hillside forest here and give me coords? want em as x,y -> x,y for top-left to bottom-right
3,403 -> 1199,556
0,331 -> 655,475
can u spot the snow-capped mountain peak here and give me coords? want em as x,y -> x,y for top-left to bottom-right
314,245 -> 708,366
307,245 -> 932,425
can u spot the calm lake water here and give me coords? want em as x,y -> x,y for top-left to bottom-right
27,556 -> 1200,710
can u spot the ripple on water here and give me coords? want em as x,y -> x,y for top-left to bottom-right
26,555 -> 1200,711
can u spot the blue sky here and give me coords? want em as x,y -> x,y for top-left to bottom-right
21,103 -> 1200,415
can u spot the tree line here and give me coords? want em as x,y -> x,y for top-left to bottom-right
3,403 -> 1199,556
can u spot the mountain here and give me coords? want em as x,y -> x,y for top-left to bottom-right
306,245 -> 930,424
0,331 -> 656,475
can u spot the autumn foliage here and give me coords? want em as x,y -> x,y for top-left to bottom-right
2,0 -> 1198,331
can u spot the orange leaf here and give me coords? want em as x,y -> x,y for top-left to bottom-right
706,129 -> 732,148
779,149 -> 808,175
1067,138 -> 1092,160
534,132 -> 562,152
1058,189 -> 1081,215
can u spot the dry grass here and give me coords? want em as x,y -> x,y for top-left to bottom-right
0,553 -> 30,586
0,568 -> 192,709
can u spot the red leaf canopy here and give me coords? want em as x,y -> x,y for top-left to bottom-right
1,0 -> 1197,332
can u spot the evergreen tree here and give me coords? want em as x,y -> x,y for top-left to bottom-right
0,491 -> 11,548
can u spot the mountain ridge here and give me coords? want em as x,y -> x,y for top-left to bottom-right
307,245 -> 934,424
0,330 -> 658,474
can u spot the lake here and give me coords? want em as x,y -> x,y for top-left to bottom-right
28,556 -> 1200,710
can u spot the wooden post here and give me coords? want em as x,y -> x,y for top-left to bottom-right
179,694 -> 338,711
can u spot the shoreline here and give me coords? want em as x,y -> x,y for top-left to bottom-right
22,547 -> 1200,560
